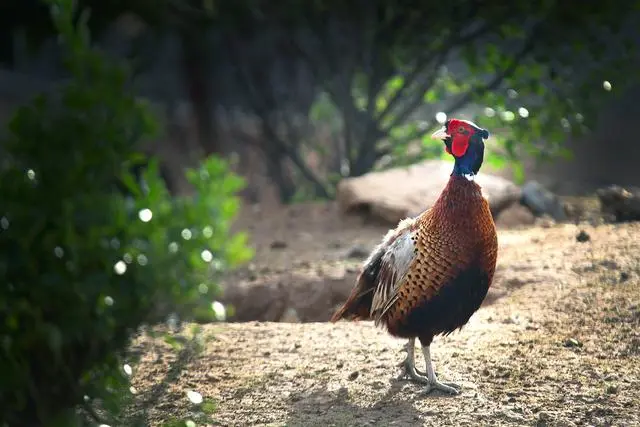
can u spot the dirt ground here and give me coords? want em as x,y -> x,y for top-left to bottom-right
127,200 -> 640,427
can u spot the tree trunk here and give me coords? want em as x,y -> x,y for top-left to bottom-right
179,30 -> 220,156
263,144 -> 297,203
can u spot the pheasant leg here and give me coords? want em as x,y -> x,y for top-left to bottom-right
396,338 -> 429,383
421,345 -> 460,395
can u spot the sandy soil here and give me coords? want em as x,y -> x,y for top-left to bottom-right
126,202 -> 640,427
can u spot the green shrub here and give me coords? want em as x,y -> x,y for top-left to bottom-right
0,1 -> 252,425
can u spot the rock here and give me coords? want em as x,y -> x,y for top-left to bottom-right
219,268 -> 359,323
576,230 -> 591,243
598,259 -> 618,270
494,203 -> 536,228
220,282 -> 288,322
563,202 -> 580,220
563,338 -> 583,348
270,240 -> 287,249
336,160 -> 522,225
596,185 -> 640,222
345,244 -> 370,259
521,181 -> 567,221
536,411 -> 551,427
535,215 -> 556,228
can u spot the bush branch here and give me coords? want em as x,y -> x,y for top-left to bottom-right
402,20 -> 545,144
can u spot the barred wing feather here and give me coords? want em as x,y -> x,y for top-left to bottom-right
369,218 -> 417,325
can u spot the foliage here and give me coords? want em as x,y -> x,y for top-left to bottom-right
221,1 -> 640,198
0,0 -> 252,425
302,2 -> 640,187
3,1 -> 639,201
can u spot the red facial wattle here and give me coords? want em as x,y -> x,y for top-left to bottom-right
445,119 -> 472,157
451,134 -> 470,157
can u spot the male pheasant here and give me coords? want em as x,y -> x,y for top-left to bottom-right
331,118 -> 498,395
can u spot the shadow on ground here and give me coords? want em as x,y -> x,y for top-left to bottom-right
285,380 -> 459,426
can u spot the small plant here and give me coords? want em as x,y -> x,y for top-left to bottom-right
0,0 -> 252,425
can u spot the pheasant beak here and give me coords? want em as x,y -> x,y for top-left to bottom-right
431,126 -> 450,141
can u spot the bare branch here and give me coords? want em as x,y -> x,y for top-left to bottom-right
334,40 -> 359,169
231,125 -> 331,200
448,25 -> 541,110
227,41 -> 272,117
362,9 -> 386,165
373,47 -> 439,125
290,16 -> 364,170
262,125 -> 332,199
228,36 -> 331,200
382,53 -> 448,132
342,109 -> 355,168
391,21 -> 545,148
376,19 -> 502,128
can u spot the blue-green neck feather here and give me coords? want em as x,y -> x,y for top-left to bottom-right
451,137 -> 484,177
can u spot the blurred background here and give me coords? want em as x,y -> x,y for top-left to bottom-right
1,1 -> 639,426
2,1 -> 640,200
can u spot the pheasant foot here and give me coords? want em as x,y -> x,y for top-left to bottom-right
396,338 -> 429,383
396,355 -> 430,383
422,379 -> 460,395
421,344 -> 461,395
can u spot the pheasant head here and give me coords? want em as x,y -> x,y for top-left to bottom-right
431,119 -> 490,177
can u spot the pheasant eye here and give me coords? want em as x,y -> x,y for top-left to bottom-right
458,126 -> 465,133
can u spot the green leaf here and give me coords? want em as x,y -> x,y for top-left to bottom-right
0,1 -> 252,424
424,89 -> 438,103
511,161 -> 526,184
388,75 -> 404,91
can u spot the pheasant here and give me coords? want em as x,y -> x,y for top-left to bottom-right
331,118 -> 498,395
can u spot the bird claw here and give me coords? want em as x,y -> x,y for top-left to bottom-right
397,359 -> 460,395
396,358 -> 429,383
422,380 -> 461,396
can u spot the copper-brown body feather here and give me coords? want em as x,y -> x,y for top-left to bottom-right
331,176 -> 498,346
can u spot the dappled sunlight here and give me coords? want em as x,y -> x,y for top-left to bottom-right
2,0 -> 639,425
518,107 -> 529,118
501,110 -> 516,121
123,364 -> 133,376
211,301 -> 227,321
113,260 -> 127,275
186,390 -> 203,405
200,249 -> 213,262
137,208 -> 153,222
